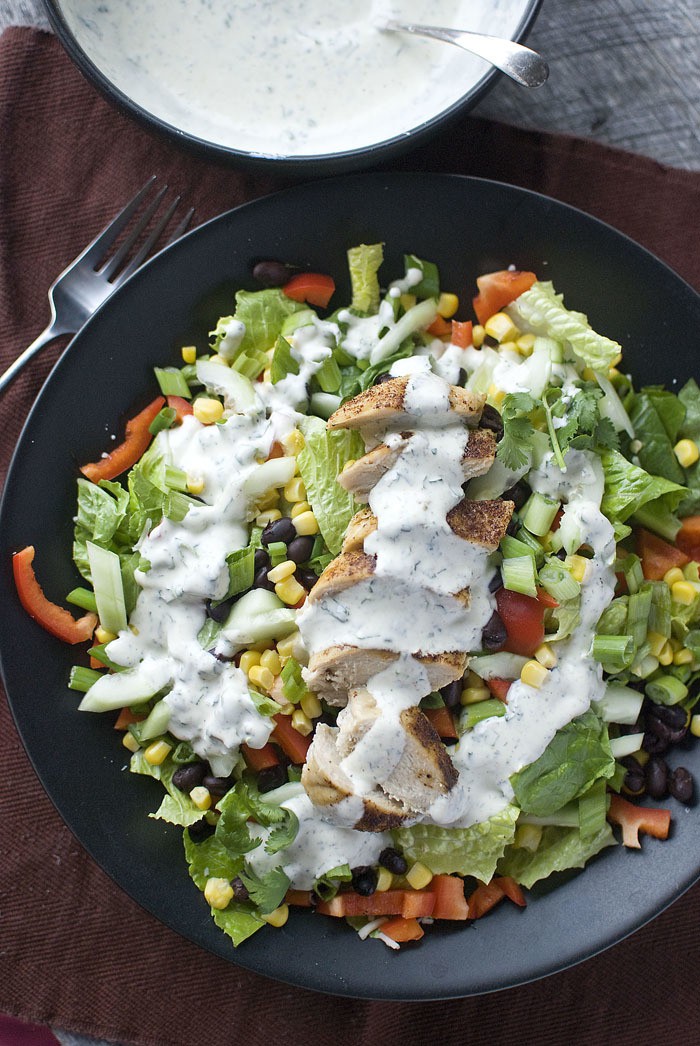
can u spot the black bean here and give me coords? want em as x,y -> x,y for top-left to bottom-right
206,597 -> 233,623
261,516 -> 297,546
253,566 -> 275,592
297,568 -> 319,591
645,709 -> 687,746
351,866 -> 377,896
254,547 -> 271,572
482,610 -> 507,651
642,731 -> 669,755
203,774 -> 234,798
440,680 -> 463,709
506,516 -> 520,537
374,372 -> 395,385
187,818 -> 215,843
644,755 -> 669,799
647,703 -> 687,730
287,535 -> 315,564
669,766 -> 694,804
488,570 -> 503,594
252,260 -> 290,288
172,762 -> 207,792
479,403 -> 504,441
379,847 -> 408,875
458,368 -> 468,388
502,480 -> 531,511
623,767 -> 646,796
231,876 -> 250,902
257,764 -> 288,793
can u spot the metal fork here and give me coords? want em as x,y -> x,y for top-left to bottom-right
0,177 -> 194,395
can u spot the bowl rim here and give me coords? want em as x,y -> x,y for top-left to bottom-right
41,0 -> 544,171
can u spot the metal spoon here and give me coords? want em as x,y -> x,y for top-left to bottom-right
382,21 -> 549,88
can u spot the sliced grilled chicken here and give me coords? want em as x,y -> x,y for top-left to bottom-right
304,645 -> 468,705
307,549 -> 376,604
338,427 -> 497,502
327,375 -> 485,434
342,498 -> 514,555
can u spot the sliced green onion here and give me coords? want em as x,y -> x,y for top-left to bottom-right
538,558 -> 581,603
164,465 -> 189,492
647,581 -> 671,638
222,545 -> 255,600
645,674 -> 689,705
87,643 -> 124,672
267,541 -> 288,568
521,491 -> 560,537
154,366 -> 192,398
369,299 -> 438,365
314,356 -> 342,393
514,527 -> 546,566
591,634 -> 635,670
631,502 -> 681,544
148,406 -> 178,435
232,350 -> 267,380
66,587 -> 97,613
627,587 -> 653,650
87,541 -> 127,635
68,665 -> 104,693
462,698 -> 506,730
615,553 -> 644,595
501,534 -> 536,564
501,555 -> 537,598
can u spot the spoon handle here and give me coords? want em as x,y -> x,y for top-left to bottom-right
383,21 -> 549,89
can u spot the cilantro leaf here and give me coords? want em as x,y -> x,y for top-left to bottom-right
264,808 -> 299,855
238,865 -> 290,913
497,393 -> 537,470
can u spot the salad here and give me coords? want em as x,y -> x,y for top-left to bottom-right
12,244 -> 700,951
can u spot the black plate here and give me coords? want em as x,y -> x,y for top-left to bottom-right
2,173 -> 700,1000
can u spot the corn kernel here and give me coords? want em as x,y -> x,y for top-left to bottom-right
249,665 -> 275,691
514,823 -> 542,852
646,631 -> 667,658
300,692 -> 323,719
516,333 -> 536,357
290,500 -> 312,519
663,567 -> 686,587
291,709 -> 313,736
520,660 -> 549,689
122,732 -> 140,753
487,383 -> 506,408
460,685 -> 490,705
186,475 -> 205,495
610,352 -> 623,367
499,341 -> 519,355
484,312 -> 520,343
284,476 -> 307,503
674,648 -> 694,665
276,633 -> 300,659
263,368 -> 273,383
293,510 -> 319,536
255,508 -> 283,527
276,577 -> 307,605
375,867 -> 394,892
249,638 -> 274,653
658,641 -> 674,666
691,715 -> 700,738
281,429 -> 305,456
193,397 -> 224,425
239,650 -> 262,675
144,740 -> 172,766
405,862 -> 433,890
582,367 -> 597,382
204,877 -> 234,910
277,701 -> 295,716
261,904 -> 289,927
437,292 -> 459,319
534,643 -> 557,669
181,345 -> 197,364
267,559 -> 297,583
472,324 -> 485,348
190,785 -> 212,810
95,626 -> 117,644
400,293 -> 417,312
674,438 -> 700,468
566,555 -> 589,583
259,649 -> 282,676
671,581 -> 697,606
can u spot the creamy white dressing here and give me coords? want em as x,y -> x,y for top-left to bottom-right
60,0 -> 529,157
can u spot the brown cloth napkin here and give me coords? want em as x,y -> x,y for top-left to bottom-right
2,26 -> 700,1046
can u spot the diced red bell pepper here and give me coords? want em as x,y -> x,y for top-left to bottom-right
282,272 -> 335,308
451,320 -> 473,348
637,528 -> 689,581
271,713 -> 312,765
285,889 -> 314,907
495,587 -> 546,657
467,880 -> 506,919
430,875 -> 469,920
493,876 -> 527,907
380,916 -> 425,943
486,678 -> 512,703
607,794 -> 671,848
426,315 -> 452,338
12,546 -> 97,645
316,889 -> 435,919
113,707 -> 146,731
676,515 -> 700,561
80,396 -> 165,482
472,270 -> 537,326
424,705 -> 458,740
241,741 -> 281,773
167,395 -> 194,423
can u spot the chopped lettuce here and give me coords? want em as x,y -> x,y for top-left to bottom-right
297,415 -> 364,554
600,449 -> 686,538
130,750 -> 204,827
347,243 -> 384,314
392,804 -> 519,880
497,822 -> 616,888
211,289 -> 306,358
183,832 -> 264,946
678,379 -> 700,515
628,388 -> 686,484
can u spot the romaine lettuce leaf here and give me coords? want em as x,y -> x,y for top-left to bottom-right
183,832 -> 265,946
391,804 -> 518,880
347,243 -> 384,314
211,289 -> 307,358
678,379 -> 700,515
297,415 -> 364,554
627,389 -> 686,484
600,449 -> 686,524
130,750 -> 204,827
510,711 -> 614,817
497,822 -> 616,888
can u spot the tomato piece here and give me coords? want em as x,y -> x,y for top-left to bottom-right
494,587 -> 545,657
430,875 -> 469,920
535,586 -> 559,609
637,528 -> 689,581
283,272 -> 335,308
607,794 -> 671,849
12,546 -> 98,645
424,705 -> 458,740
266,441 -> 285,460
241,742 -> 281,772
467,880 -> 506,919
271,714 -> 312,764
472,270 -> 537,326
674,516 -> 700,559
380,917 -> 425,943
486,677 -> 512,703
450,319 -> 473,348
166,395 -> 194,423
80,396 -> 165,482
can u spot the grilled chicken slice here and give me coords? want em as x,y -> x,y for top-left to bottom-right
307,549 -> 376,604
338,427 -> 497,502
327,375 -> 485,434
342,497 -> 514,555
305,645 -> 468,705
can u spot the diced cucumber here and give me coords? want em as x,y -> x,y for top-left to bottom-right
87,541 -> 127,635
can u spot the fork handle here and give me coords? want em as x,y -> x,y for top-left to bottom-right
0,323 -> 72,396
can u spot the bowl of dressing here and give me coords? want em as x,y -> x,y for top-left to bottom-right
43,0 -> 543,172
